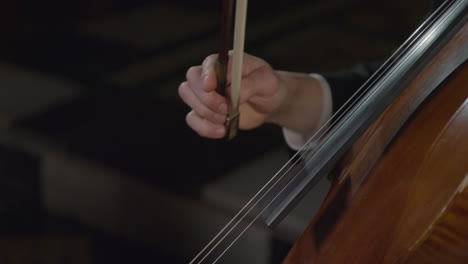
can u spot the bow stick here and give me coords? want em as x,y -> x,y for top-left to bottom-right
215,0 -> 248,140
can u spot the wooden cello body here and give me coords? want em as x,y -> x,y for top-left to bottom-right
283,4 -> 468,264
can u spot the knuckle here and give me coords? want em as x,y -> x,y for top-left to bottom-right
185,113 -> 195,131
186,112 -> 210,138
207,54 -> 218,61
198,106 -> 210,119
198,130 -> 209,138
210,111 -> 221,123
202,54 -> 218,70
185,111 -> 194,124
207,99 -> 221,112
178,82 -> 188,97
196,124 -> 210,138
186,66 -> 199,80
200,92 -> 215,105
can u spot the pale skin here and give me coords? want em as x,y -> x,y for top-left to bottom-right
178,52 -> 330,139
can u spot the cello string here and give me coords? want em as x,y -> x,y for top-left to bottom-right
294,0 -> 450,168
209,9 -> 456,260
299,0 -> 450,156
194,22 -> 439,264
192,37 -> 403,262
297,0 -> 448,162
207,8 -> 456,260
193,46 -> 396,263
190,1 -> 452,263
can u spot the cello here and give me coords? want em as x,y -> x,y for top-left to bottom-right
282,1 -> 468,263
190,0 -> 468,263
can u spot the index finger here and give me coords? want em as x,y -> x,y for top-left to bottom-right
201,54 -> 219,93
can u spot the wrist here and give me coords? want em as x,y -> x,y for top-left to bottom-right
267,71 -> 332,137
265,70 -> 298,125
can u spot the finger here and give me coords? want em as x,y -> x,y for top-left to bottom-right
186,66 -> 228,114
186,111 -> 226,139
224,52 -> 270,103
237,64 -> 279,106
201,54 -> 219,92
226,51 -> 268,80
179,82 -> 227,125
237,78 -> 256,104
200,52 -> 265,100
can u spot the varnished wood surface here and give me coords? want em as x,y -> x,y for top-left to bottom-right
336,20 -> 468,194
403,176 -> 468,264
283,23 -> 468,264
400,102 -> 468,264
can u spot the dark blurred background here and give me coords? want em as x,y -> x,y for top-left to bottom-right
0,0 -> 429,263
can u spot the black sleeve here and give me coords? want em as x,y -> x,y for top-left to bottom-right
322,0 -> 441,113
284,61 -> 382,156
320,61 -> 381,113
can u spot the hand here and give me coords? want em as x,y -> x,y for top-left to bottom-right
179,52 -> 288,139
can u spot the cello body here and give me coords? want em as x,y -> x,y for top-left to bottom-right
283,6 -> 468,264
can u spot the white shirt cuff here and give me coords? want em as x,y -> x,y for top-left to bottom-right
282,73 -> 333,151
